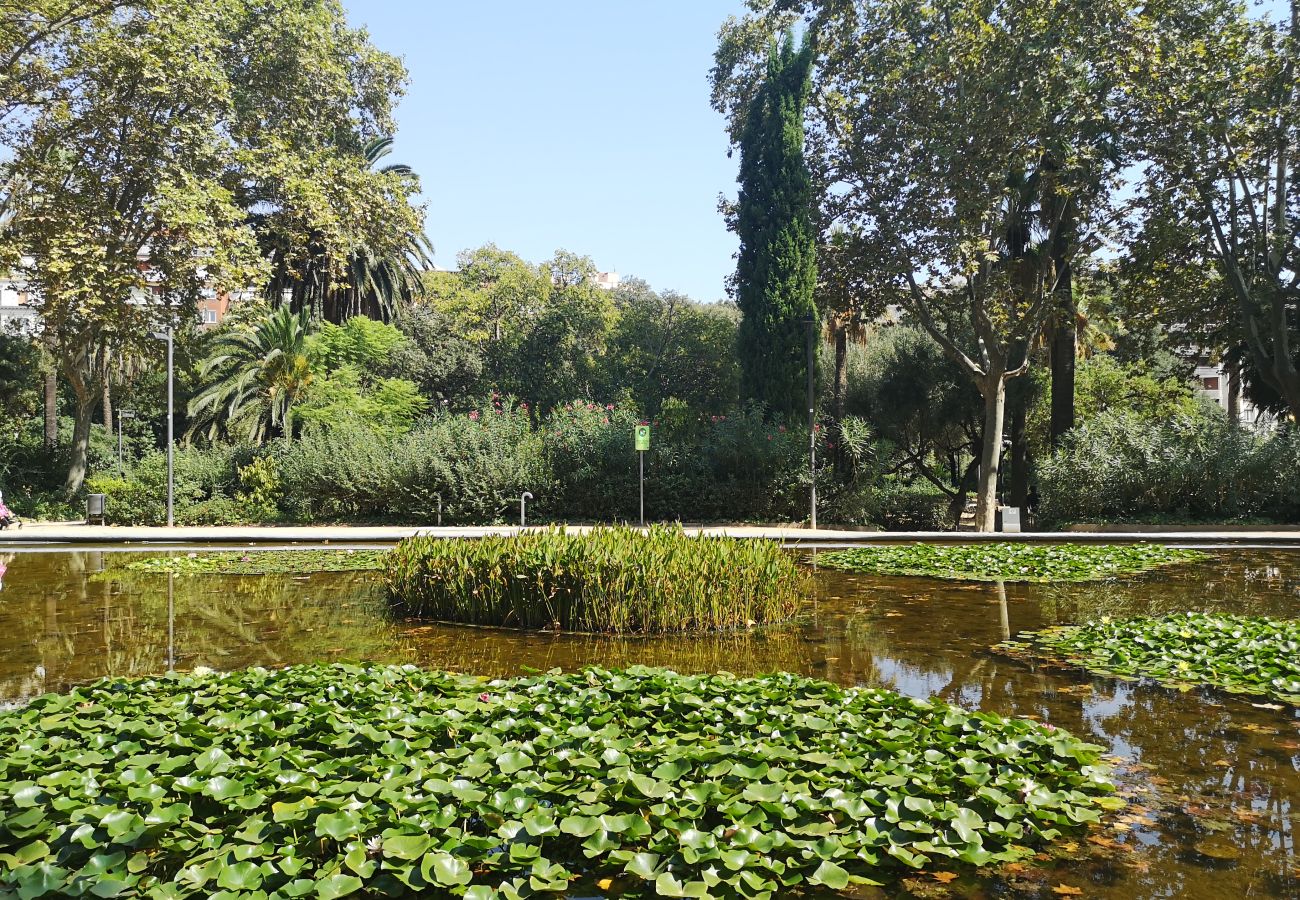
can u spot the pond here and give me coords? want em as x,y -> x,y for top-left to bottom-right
0,546 -> 1298,898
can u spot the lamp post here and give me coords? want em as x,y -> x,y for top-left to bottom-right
116,409 -> 135,477
151,325 -> 175,527
803,313 -> 817,531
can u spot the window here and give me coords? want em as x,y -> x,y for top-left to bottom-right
1201,376 -> 1220,391
202,309 -> 218,324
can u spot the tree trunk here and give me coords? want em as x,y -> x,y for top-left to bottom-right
1226,358 -> 1241,425
832,322 -> 848,423
101,381 -> 112,431
946,455 -> 980,528
1009,398 -> 1029,510
974,377 -> 1007,533
1048,257 -> 1075,446
63,383 -> 95,497
43,370 -> 58,448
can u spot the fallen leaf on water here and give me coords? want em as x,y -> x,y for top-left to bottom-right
596,878 -> 614,890
1251,702 -> 1284,710
931,872 -> 958,884
1210,759 -> 1232,767
1051,885 -> 1084,896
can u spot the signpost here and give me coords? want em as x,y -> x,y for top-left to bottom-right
635,424 -> 650,526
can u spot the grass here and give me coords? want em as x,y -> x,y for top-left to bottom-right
996,612 -> 1300,705
112,549 -> 388,576
0,664 -> 1119,899
818,542 -> 1207,583
384,526 -> 806,634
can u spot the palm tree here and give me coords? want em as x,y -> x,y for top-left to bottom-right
263,136 -> 433,324
188,306 -> 315,443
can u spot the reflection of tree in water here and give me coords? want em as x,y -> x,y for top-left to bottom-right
1032,551 -> 1300,624
0,557 -> 407,702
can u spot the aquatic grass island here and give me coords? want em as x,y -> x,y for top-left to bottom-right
0,664 -> 1120,899
384,526 -> 806,634
818,542 -> 1207,583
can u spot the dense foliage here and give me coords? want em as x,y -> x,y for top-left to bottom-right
997,612 -> 1300,705
818,543 -> 1206,583
0,664 -> 1120,899
385,527 -> 805,634
1038,413 -> 1300,525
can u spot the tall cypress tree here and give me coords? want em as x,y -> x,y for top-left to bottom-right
733,33 -> 817,422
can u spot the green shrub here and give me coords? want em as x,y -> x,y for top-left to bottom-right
874,480 -> 954,531
385,526 -> 806,633
86,445 -> 249,525
1038,412 -> 1300,525
0,664 -> 1119,899
274,406 -> 549,523
998,612 -> 1300,704
819,542 -> 1206,583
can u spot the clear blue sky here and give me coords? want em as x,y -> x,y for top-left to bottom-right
341,1 -> 748,303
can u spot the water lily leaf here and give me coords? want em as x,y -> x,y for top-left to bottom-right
420,852 -> 471,887
382,835 -> 431,861
216,862 -> 262,891
314,811 -> 362,842
314,873 -> 363,899
810,861 -> 850,890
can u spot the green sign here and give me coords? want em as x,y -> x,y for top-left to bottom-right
635,424 -> 651,451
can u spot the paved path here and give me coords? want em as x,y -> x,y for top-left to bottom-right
3,522 -> 1300,548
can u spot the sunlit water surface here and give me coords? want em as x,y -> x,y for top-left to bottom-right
1,547 -> 1299,899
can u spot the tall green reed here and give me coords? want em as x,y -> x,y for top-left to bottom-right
384,526 -> 806,634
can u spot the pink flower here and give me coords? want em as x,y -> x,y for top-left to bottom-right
469,410 -> 480,421
478,692 -> 491,703
778,426 -> 786,433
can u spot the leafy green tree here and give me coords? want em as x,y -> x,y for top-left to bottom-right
1127,0 -> 1299,418
388,304 -> 484,407
731,33 -> 817,421
500,251 -> 617,411
188,306 -> 316,444
715,0 -> 1135,529
602,278 -> 741,415
296,365 -> 426,435
0,331 -> 40,421
263,136 -> 432,324
8,0 -> 411,492
845,325 -> 983,521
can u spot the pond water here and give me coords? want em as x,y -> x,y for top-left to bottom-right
1,547 -> 1298,899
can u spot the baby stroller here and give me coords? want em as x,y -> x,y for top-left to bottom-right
0,492 -> 21,530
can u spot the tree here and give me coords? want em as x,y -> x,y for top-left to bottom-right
388,305 -> 484,407
731,33 -> 818,422
1128,0 -> 1299,418
8,0 -> 411,493
846,324 -> 983,521
714,0 -> 1133,530
602,278 -> 741,415
263,136 -> 432,324
188,306 -> 316,444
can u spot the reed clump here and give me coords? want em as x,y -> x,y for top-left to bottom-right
384,526 -> 806,633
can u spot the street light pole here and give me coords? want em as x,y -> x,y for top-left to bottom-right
804,313 -> 817,531
116,409 -> 134,478
166,325 -> 174,527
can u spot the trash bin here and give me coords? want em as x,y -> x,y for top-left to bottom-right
1000,506 -> 1022,534
87,493 -> 106,525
